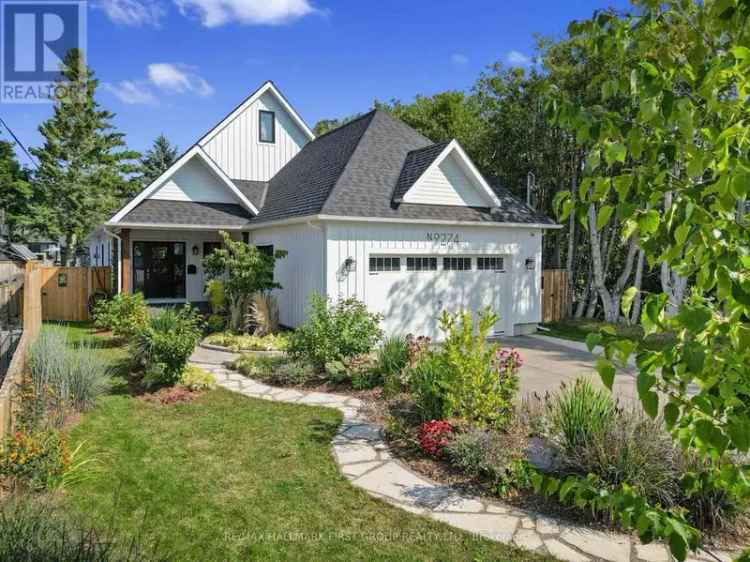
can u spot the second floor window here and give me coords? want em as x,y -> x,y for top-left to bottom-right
259,110 -> 275,143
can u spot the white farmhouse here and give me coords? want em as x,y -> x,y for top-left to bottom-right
101,81 -> 560,339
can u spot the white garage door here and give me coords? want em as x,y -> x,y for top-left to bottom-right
365,254 -> 509,339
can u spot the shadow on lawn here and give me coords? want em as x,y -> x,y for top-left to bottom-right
308,418 -> 341,444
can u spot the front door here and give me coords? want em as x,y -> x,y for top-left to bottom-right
132,242 -> 186,299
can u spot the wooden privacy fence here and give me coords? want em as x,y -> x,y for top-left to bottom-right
0,261 -> 42,438
542,269 -> 570,323
40,266 -> 111,322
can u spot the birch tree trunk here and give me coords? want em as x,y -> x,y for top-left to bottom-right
630,248 -> 645,325
660,191 -> 688,316
565,154 -> 579,317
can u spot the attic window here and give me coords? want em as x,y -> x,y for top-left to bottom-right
259,110 -> 275,143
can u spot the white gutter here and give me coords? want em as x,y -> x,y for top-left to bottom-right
105,222 -> 246,231
103,228 -> 122,294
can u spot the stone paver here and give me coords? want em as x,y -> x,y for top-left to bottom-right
190,347 -> 739,562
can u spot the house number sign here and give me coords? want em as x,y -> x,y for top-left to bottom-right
426,232 -> 460,246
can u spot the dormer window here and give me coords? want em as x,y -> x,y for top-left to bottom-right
259,110 -> 275,143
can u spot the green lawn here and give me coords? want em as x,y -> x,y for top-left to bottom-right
540,318 -> 675,352
59,323 -> 554,561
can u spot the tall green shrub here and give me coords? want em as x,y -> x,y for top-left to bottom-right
132,306 -> 203,387
289,294 -> 383,370
93,292 -> 149,341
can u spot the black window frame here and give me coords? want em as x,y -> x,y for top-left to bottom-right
443,257 -> 472,271
203,241 -> 222,258
477,256 -> 505,271
369,256 -> 401,273
256,244 -> 274,257
406,256 -> 438,272
259,110 -> 276,143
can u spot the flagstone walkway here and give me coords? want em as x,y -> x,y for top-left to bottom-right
190,347 -> 734,562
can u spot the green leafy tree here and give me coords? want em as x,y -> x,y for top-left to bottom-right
203,231 -> 287,331
312,114 -> 363,136
31,49 -> 140,264
0,139 -> 35,241
551,1 -> 750,559
138,134 -> 178,187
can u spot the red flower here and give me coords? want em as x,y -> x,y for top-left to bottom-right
418,420 -> 454,458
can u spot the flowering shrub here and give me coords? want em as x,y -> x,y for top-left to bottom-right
0,430 -> 68,491
406,334 -> 432,367
493,348 -> 523,376
418,420 -> 454,458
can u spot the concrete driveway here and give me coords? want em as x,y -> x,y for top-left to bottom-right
500,335 -> 639,403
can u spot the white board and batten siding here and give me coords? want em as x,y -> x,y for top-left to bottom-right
150,156 -> 238,203
324,221 -> 543,339
249,223 -> 326,328
201,91 -> 309,182
402,151 -> 490,207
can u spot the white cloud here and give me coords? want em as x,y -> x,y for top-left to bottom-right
506,50 -> 533,67
103,80 -> 158,104
173,0 -> 316,28
450,53 -> 469,66
96,0 -> 164,26
147,63 -> 215,97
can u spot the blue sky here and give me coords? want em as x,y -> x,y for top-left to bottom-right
5,0 -> 630,166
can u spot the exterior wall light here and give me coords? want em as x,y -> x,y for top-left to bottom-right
344,257 -> 356,273
192,245 -> 200,256
525,258 -> 536,270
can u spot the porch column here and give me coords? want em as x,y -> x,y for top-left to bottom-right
121,228 -> 131,294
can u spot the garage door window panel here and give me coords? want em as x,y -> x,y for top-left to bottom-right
369,256 -> 401,273
477,256 -> 505,271
407,257 -> 438,271
443,257 -> 472,271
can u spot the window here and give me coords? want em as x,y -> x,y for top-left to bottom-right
256,244 -> 274,257
242,232 -> 250,245
477,256 -> 505,271
259,110 -> 275,143
203,242 -> 222,257
369,256 -> 401,273
406,257 -> 437,271
443,257 -> 472,271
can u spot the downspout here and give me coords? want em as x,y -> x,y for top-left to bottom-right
104,228 -> 122,294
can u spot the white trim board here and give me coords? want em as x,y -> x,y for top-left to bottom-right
245,214 -> 561,230
109,145 -> 259,224
198,81 -> 315,146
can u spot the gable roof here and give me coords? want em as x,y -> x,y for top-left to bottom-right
108,145 -> 259,224
198,80 -> 314,146
254,109 -> 556,227
232,179 -> 268,211
392,140 -> 451,202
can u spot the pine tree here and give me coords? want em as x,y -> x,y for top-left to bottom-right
0,139 -> 35,241
31,49 -> 140,264
139,134 -> 178,187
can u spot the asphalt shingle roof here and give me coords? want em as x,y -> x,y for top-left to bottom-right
232,179 -> 268,210
121,200 -> 252,227
255,109 -> 555,226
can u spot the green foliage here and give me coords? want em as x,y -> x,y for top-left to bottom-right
137,133 -> 178,187
375,336 -> 410,378
231,354 -> 315,387
0,138 -> 36,241
179,365 -> 216,391
0,498 -> 157,560
445,425 -> 528,485
204,331 -> 290,352
549,2 -> 750,557
438,309 -> 519,427
93,292 -> 149,341
289,294 -> 383,370
132,306 -> 203,387
545,379 -> 617,451
407,352 -> 452,422
0,429 -> 68,491
206,313 -> 225,334
204,279 -> 226,315
30,49 -> 141,263
28,326 -> 110,420
203,231 -> 286,331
